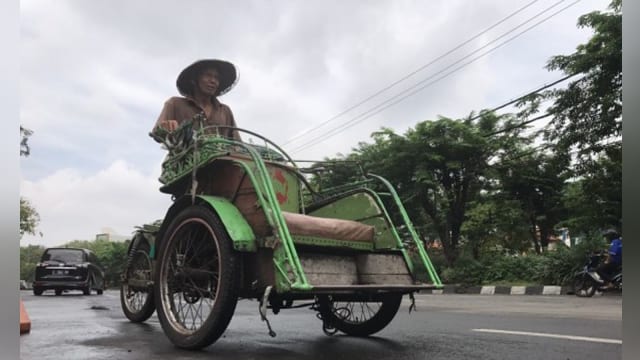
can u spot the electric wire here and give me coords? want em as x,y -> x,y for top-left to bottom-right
281,0 -> 542,146
290,0 -> 581,154
483,112 -> 553,137
468,73 -> 579,122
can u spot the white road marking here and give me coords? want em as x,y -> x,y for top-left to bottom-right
472,328 -> 622,344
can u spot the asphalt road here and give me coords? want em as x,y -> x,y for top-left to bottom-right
19,290 -> 622,360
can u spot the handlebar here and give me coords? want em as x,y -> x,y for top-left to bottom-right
150,122 -> 299,168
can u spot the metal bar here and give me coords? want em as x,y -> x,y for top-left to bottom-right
199,125 -> 299,169
230,171 -> 247,204
367,173 -> 443,286
361,189 -> 416,274
316,179 -> 375,197
200,136 -> 311,291
291,236 -> 374,251
289,284 -> 439,293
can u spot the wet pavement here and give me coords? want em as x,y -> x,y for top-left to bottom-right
19,290 -> 621,360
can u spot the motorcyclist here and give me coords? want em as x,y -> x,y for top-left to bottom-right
595,228 -> 622,288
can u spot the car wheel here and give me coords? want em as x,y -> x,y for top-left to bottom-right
97,288 -> 104,295
154,205 -> 239,350
33,287 -> 43,296
55,289 -> 63,296
83,278 -> 92,295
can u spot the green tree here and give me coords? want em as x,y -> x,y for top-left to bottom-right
495,151 -> 570,253
20,126 -> 33,157
461,196 -> 531,259
522,0 -> 623,239
559,143 -> 621,233
20,197 -> 40,238
20,244 -> 46,282
544,0 -> 621,159
20,124 -> 40,238
314,112 -> 527,265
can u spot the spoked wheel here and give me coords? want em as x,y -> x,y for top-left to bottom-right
573,274 -> 598,297
154,205 -> 239,350
318,293 -> 403,336
120,239 -> 155,323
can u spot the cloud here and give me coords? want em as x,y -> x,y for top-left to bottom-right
19,0 -> 612,246
20,159 -> 171,247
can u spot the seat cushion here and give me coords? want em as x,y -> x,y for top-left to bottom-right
282,211 -> 375,243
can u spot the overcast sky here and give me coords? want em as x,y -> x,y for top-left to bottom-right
20,0 -> 611,247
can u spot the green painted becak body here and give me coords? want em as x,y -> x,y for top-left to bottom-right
121,114 -> 442,349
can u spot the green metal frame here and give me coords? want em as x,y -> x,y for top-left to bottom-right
367,174 -> 443,287
155,123 -> 442,292
193,136 -> 312,292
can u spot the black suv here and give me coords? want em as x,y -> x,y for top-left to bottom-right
33,247 -> 105,296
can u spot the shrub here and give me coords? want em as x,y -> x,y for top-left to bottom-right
425,248 -> 448,275
441,257 -> 485,286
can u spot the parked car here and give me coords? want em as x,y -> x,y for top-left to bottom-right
32,247 -> 105,296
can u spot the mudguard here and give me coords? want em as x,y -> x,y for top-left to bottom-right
154,195 -> 257,257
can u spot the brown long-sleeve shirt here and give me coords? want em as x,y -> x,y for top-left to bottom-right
152,96 -> 241,141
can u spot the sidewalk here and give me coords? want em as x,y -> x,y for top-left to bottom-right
419,285 -> 619,296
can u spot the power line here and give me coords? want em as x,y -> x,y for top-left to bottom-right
491,143 -> 553,169
290,0 -> 576,153
491,139 -> 620,170
290,0 -> 581,154
483,112 -> 553,137
469,73 -> 578,122
281,0 -> 541,146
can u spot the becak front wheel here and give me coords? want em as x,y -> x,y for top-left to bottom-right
154,205 -> 239,350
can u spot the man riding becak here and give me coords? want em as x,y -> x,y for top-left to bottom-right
152,59 -> 241,141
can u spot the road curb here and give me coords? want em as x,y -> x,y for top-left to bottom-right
20,299 -> 31,334
420,285 -> 576,295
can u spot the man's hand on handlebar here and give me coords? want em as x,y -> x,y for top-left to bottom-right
158,119 -> 179,132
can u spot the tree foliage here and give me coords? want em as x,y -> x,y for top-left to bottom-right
494,151 -> 571,253
559,143 -> 621,232
20,126 -> 33,157
20,124 -> 40,238
461,196 -> 531,259
544,0 -> 621,157
20,197 -> 41,238
20,244 -> 46,282
313,112 -> 529,265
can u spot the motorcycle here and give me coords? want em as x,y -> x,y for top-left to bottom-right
572,252 -> 621,297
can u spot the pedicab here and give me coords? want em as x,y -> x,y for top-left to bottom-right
120,113 -> 443,349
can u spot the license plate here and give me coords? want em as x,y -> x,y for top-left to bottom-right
53,270 -> 69,275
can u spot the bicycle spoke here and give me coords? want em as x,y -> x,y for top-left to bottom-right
161,218 -> 220,334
